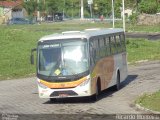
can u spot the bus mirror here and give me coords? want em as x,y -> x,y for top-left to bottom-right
31,48 -> 37,65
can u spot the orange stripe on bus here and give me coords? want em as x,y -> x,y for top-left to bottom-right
40,76 -> 87,89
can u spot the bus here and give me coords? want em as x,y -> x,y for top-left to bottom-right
31,28 -> 128,101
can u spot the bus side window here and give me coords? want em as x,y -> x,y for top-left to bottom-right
91,39 -> 99,62
90,40 -> 96,65
109,37 -> 112,55
110,36 -> 116,54
99,37 -> 105,58
94,38 -> 99,61
105,36 -> 111,56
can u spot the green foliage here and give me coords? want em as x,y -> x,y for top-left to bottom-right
157,3 -> 160,12
93,0 -> 124,18
45,0 -> 64,14
93,0 -> 111,17
129,13 -> 138,25
6,0 -> 160,19
23,1 -> 37,16
139,0 -> 158,14
125,0 -> 136,8
114,2 -> 121,18
65,0 -> 81,18
37,1 -> 46,12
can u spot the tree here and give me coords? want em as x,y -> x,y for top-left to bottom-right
139,0 -> 158,14
45,0 -> 64,15
23,1 -> 37,17
114,0 -> 122,18
157,0 -> 160,12
37,0 -> 46,13
93,0 -> 111,18
65,0 -> 80,18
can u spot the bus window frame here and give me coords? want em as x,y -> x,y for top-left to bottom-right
89,32 -> 126,66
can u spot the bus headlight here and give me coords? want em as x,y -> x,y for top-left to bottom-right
38,81 -> 48,89
79,78 -> 90,87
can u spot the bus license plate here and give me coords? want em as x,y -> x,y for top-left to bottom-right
59,94 -> 69,97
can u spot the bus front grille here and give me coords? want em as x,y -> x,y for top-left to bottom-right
50,90 -> 78,97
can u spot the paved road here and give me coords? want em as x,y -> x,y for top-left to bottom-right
0,61 -> 160,115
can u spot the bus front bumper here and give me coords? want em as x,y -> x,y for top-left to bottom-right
38,80 -> 93,99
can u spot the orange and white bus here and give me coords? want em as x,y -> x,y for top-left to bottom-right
31,28 -> 128,101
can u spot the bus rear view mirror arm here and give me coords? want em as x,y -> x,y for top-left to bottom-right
31,48 -> 37,65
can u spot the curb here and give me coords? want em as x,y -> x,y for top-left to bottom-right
135,104 -> 160,114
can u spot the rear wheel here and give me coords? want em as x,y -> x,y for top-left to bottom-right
50,98 -> 57,103
116,72 -> 121,91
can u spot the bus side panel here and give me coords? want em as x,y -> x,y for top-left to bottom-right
90,56 -> 115,92
120,52 -> 128,82
91,52 -> 128,93
108,52 -> 128,88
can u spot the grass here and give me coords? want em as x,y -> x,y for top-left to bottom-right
136,91 -> 160,112
0,22 -> 110,80
126,24 -> 160,33
113,21 -> 160,33
0,22 -> 160,80
126,38 -> 160,63
0,25 -> 43,79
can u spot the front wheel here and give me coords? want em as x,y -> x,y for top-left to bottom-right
91,82 -> 100,101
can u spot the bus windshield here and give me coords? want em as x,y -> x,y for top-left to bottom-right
38,39 -> 89,77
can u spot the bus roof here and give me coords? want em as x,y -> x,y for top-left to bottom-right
39,28 -> 124,42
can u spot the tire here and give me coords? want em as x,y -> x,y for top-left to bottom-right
92,81 -> 100,101
50,98 -> 57,103
116,72 -> 121,91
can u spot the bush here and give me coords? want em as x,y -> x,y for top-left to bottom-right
139,0 -> 158,14
157,6 -> 160,13
129,13 -> 138,25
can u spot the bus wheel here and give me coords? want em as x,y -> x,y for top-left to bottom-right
50,98 -> 57,103
116,71 -> 121,91
92,81 -> 100,101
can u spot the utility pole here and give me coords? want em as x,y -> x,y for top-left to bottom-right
89,4 -> 93,18
112,0 -> 115,28
122,0 -> 125,32
72,1 -> 73,18
63,0 -> 65,19
37,0 -> 40,21
88,0 -> 93,19
81,0 -> 84,19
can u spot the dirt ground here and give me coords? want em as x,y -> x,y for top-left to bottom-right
0,61 -> 160,119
